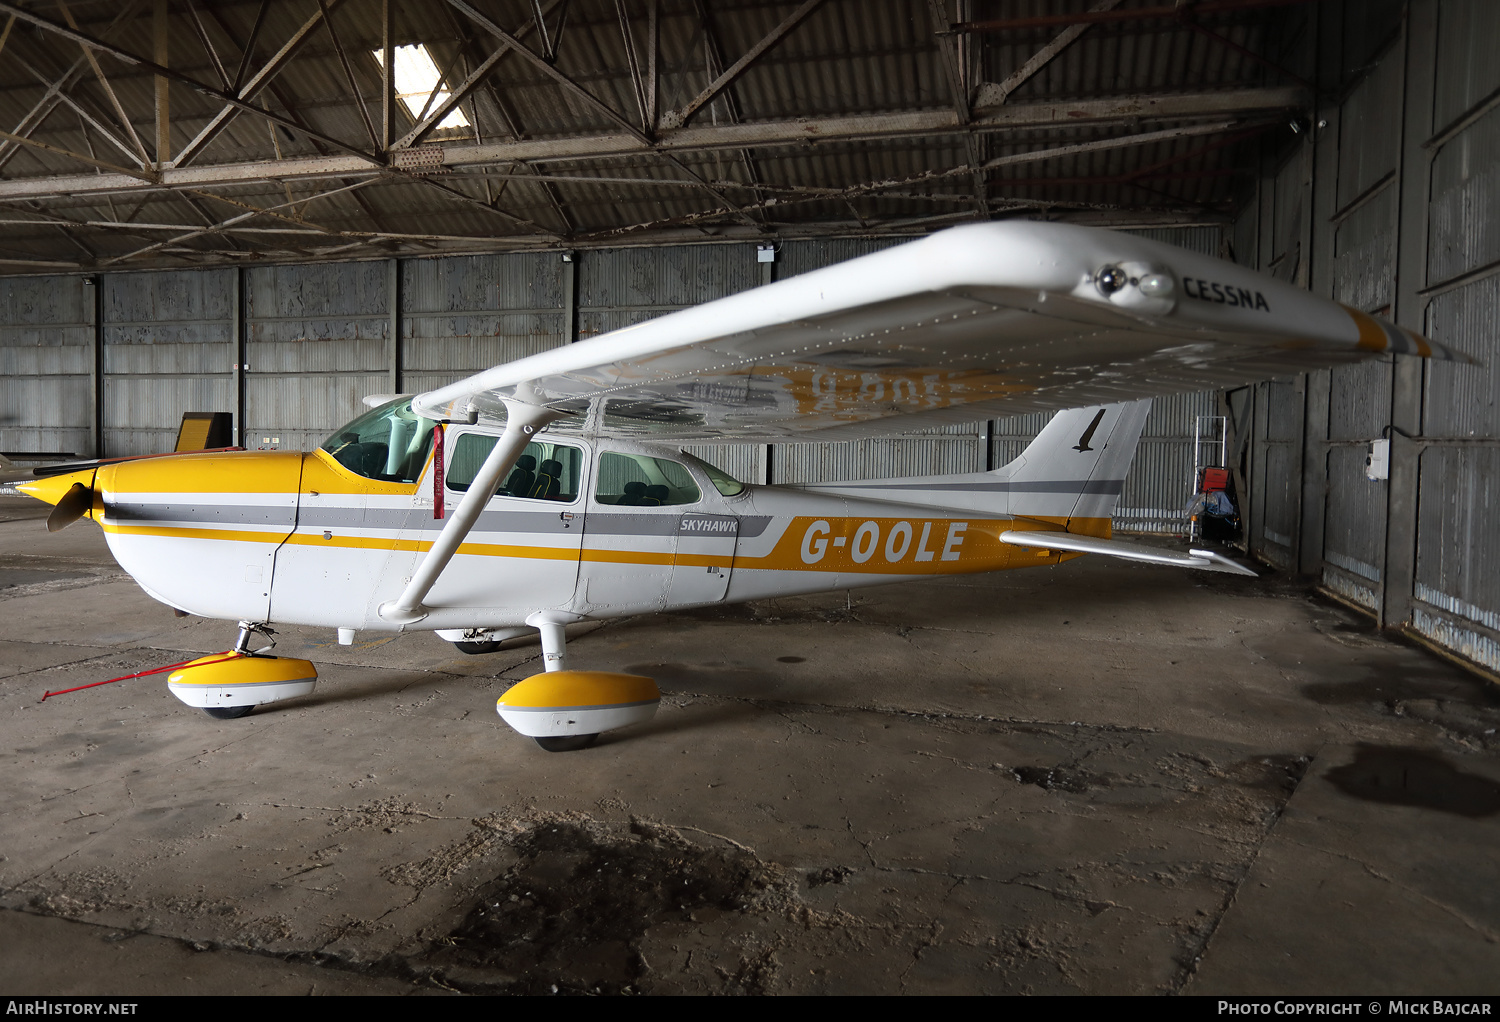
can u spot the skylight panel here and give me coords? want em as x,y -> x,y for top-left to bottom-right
373,44 -> 470,131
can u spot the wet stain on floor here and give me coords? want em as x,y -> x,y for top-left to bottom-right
1300,663 -> 1500,707
1324,745 -> 1500,817
430,817 -> 795,994
1010,764 -> 1107,793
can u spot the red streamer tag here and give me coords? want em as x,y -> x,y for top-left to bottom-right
40,651 -> 240,701
433,423 -> 445,520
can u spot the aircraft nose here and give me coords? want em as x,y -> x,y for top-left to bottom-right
16,468 -> 99,531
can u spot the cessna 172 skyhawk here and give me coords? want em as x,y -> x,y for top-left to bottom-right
17,222 -> 1465,750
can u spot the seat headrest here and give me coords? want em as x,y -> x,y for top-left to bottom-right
515,454 -> 535,470
539,459 -> 562,474
645,485 -> 668,499
623,480 -> 646,494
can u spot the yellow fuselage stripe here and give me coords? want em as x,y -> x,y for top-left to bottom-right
101,514 -> 1104,574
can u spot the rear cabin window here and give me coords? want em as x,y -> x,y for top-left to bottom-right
595,453 -> 701,507
446,435 -> 582,502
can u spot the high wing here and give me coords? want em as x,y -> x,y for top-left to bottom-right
412,221 -> 1468,441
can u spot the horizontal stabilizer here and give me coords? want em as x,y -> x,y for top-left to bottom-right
999,530 -> 1256,576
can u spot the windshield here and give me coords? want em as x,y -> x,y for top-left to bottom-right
320,398 -> 437,483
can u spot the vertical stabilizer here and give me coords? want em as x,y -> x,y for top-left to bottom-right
796,400 -> 1152,531
1000,400 -> 1153,524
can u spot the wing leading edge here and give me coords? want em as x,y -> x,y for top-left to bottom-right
412,221 -> 1469,441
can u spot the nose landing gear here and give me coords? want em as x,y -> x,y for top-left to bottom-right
165,622 -> 318,721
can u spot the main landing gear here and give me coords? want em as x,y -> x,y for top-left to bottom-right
439,627 -> 530,656
453,639 -> 502,654
492,614 -> 660,752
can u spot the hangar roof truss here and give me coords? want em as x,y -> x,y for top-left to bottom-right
0,0 -> 1318,271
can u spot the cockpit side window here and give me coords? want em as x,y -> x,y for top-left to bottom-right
320,398 -> 436,483
446,434 -> 582,502
594,452 -> 701,506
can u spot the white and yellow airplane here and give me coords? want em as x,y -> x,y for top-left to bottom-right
16,222 -> 1465,750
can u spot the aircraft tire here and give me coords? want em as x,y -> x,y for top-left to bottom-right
534,733 -> 598,752
203,705 -> 255,720
453,640 -> 502,655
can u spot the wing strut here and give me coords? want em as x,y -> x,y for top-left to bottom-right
378,401 -> 561,625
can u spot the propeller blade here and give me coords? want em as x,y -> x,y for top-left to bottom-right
47,482 -> 93,532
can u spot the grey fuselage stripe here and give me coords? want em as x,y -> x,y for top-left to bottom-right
104,501 -> 773,538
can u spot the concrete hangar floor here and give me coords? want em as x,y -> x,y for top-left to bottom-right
0,492 -> 1496,997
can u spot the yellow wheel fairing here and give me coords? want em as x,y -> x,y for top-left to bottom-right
496,671 -> 660,738
166,653 -> 318,710
497,670 -> 659,708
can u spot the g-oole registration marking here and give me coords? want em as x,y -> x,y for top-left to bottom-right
800,519 -> 968,565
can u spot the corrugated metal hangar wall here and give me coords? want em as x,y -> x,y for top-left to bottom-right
1232,0 -> 1500,673
0,226 -> 1221,536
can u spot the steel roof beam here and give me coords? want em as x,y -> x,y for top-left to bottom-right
430,0 -> 576,236
0,0 -> 146,173
14,53 -> 147,169
54,1 -> 152,166
953,0 -> 1317,33
232,0 -> 271,93
926,0 -> 986,218
0,0 -> 377,167
660,0 -> 823,131
100,177 -> 381,265
982,120 -> 1241,168
979,0 -> 1124,108
318,0 -> 380,152
0,125 -> 153,181
614,0 -> 651,133
447,0 -> 650,145
168,0 -> 353,166
193,2 -> 396,243
393,39 -> 511,151
1177,16 -> 1312,90
184,0 -> 231,90
0,88 -> 1306,201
